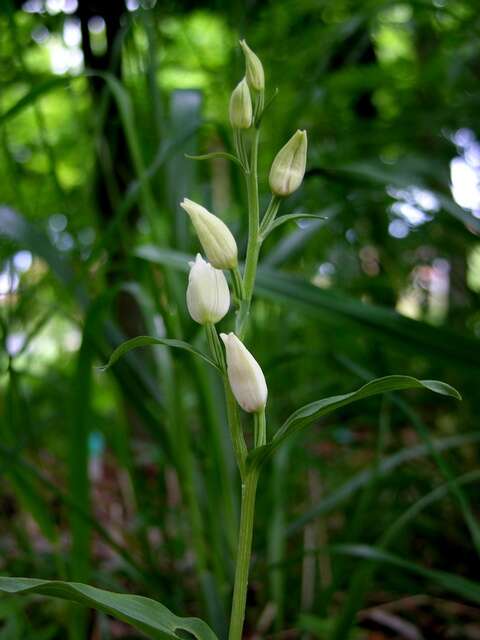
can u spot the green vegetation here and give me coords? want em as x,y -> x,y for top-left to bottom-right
1,1 -> 479,638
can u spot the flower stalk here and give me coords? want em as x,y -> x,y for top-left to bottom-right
184,39 -> 303,640
254,409 -> 266,448
228,468 -> 259,640
205,323 -> 247,479
239,128 -> 261,337
230,266 -> 245,303
259,194 -> 281,238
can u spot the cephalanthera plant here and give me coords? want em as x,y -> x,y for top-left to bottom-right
0,40 -> 461,640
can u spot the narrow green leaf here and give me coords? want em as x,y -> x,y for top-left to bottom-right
263,213 -> 327,236
262,213 -> 333,267
5,468 -> 57,543
249,376 -> 460,469
286,432 -> 480,535
329,544 -> 480,605
185,152 -> 242,167
0,578 -> 218,640
257,87 -> 279,122
0,77 -> 71,125
99,336 -> 219,372
383,469 -> 480,547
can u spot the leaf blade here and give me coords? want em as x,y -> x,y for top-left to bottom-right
0,577 -> 218,640
330,544 -> 480,605
249,376 -> 460,468
185,152 -> 242,167
264,213 -> 328,236
99,336 -> 219,372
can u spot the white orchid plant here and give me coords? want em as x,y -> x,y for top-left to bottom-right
0,39 -> 460,640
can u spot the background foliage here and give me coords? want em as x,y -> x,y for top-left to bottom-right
1,0 -> 479,638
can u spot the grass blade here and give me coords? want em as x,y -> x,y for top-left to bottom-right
330,544 -> 480,605
286,432 -> 480,535
134,246 -> 480,368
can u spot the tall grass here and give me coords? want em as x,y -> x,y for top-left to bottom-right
1,1 -> 479,638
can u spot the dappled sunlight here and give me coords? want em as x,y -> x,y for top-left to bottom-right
450,129 -> 480,217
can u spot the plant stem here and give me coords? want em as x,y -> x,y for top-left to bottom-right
228,469 -> 259,640
233,128 -> 249,171
240,128 -> 260,338
205,324 -> 247,479
259,195 -> 281,238
254,410 -> 266,448
231,266 -> 249,336
224,382 -> 247,481
231,266 -> 246,303
205,322 -> 225,371
227,95 -> 265,640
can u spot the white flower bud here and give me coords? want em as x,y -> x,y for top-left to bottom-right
180,198 -> 238,269
269,130 -> 308,197
186,254 -> 230,325
229,78 -> 253,129
239,40 -> 265,91
220,332 -> 267,413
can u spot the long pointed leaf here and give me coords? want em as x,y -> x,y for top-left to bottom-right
329,544 -> 480,605
185,151 -> 242,167
249,376 -> 460,469
0,577 -> 218,640
264,213 -> 327,236
286,432 -> 480,535
0,77 -> 71,125
99,336 -> 219,371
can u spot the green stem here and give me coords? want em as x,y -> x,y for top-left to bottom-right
224,382 -> 248,481
191,357 -> 238,553
240,129 -> 260,338
231,266 -> 248,336
228,470 -> 259,640
233,128 -> 249,171
259,195 -> 281,238
205,323 -> 225,371
254,410 -> 266,448
253,90 -> 265,127
205,324 -> 247,479
230,266 -> 246,304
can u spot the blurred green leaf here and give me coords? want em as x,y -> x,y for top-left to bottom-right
0,77 -> 71,125
329,544 -> 480,605
286,431 -> 480,535
135,246 -> 480,368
